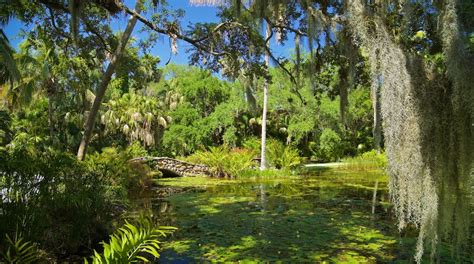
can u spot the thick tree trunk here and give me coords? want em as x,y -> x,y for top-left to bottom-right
260,22 -> 271,170
77,1 -> 141,160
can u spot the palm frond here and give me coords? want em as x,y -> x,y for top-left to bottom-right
85,219 -> 176,264
0,29 -> 20,84
0,234 -> 40,264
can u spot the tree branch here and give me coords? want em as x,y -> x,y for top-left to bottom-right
262,17 -> 306,104
118,3 -> 228,56
81,18 -> 112,53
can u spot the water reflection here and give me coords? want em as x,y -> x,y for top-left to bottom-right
130,169 -> 424,262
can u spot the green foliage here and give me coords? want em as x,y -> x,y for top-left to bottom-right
156,65 -> 243,156
342,150 -> 388,171
0,110 -> 12,145
1,234 -> 41,264
266,139 -> 303,170
185,146 -> 255,178
100,92 -> 168,147
242,138 -> 303,170
85,219 -> 176,264
85,143 -> 152,196
242,137 -> 261,154
316,128 -> 343,162
0,140 -> 113,255
0,29 -> 20,86
344,88 -> 374,153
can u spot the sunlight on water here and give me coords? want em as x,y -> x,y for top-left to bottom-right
130,168 -> 451,263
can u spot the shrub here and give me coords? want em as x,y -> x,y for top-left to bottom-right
317,128 -> 343,162
242,137 -> 260,155
266,139 -> 302,170
85,143 -> 152,198
243,138 -> 303,170
185,146 -> 254,178
0,143 -> 113,255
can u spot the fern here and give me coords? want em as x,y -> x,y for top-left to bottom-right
1,234 -> 40,264
85,220 -> 176,264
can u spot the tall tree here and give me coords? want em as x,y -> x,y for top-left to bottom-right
76,0 -> 142,160
260,21 -> 271,170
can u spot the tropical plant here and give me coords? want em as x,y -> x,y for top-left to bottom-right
0,234 -> 41,264
243,138 -> 302,170
185,146 -> 254,178
85,143 -> 151,196
85,220 -> 176,264
0,29 -> 20,88
266,139 -> 302,170
0,136 -> 115,255
100,92 -> 169,147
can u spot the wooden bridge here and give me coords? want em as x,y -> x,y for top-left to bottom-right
130,157 -> 211,177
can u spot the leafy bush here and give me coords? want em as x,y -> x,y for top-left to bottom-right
0,141 -> 113,255
242,137 -> 260,155
243,138 -> 302,170
317,128 -> 343,162
85,219 -> 175,264
185,146 -> 254,178
266,139 -> 303,169
85,143 -> 151,198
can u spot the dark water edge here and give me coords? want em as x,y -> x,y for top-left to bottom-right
129,168 -> 469,263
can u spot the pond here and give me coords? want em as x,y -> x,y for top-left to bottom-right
131,167 -> 434,263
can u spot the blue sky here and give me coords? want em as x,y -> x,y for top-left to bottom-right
3,0 -> 296,66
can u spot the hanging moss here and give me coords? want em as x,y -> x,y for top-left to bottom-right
347,0 -> 473,262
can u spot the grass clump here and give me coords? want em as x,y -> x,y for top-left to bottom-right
342,150 -> 387,171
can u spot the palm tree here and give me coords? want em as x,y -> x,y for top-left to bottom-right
0,29 -> 20,90
5,39 -> 57,138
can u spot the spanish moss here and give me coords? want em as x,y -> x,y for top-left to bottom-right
347,0 -> 473,261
